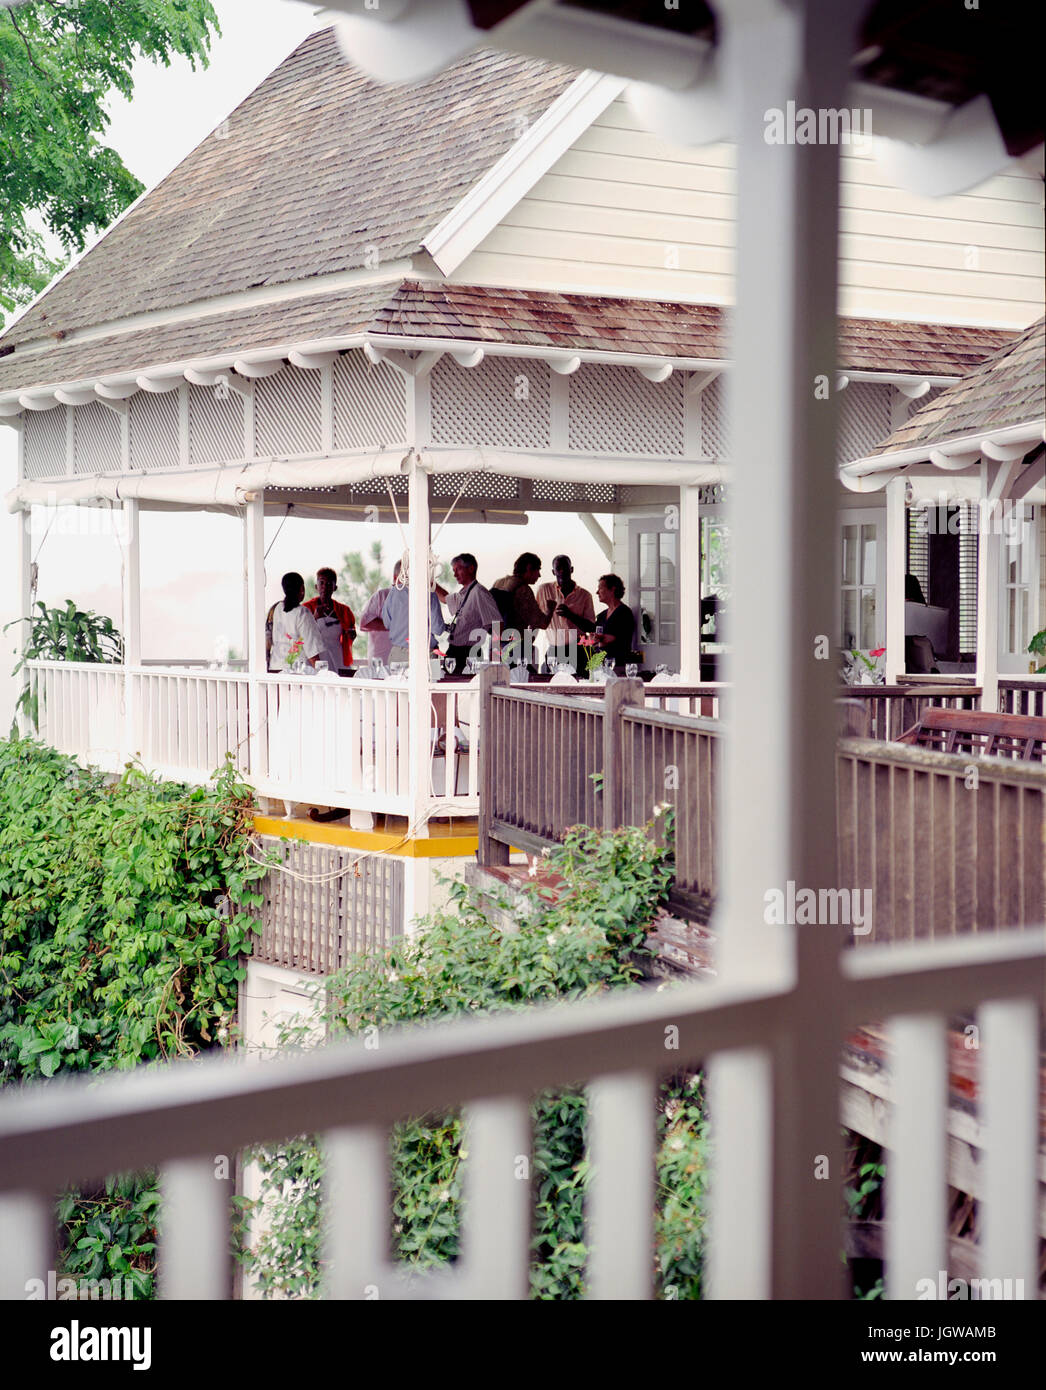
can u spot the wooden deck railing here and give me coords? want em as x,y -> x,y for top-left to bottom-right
837,738 -> 1046,945
479,670 -> 1046,942
523,679 -> 979,738
839,684 -> 981,740
1000,677 -> 1046,718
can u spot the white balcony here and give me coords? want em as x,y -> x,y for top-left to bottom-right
26,661 -> 480,818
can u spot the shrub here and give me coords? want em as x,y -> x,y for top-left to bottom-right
0,738 -> 267,1295
244,812 -> 709,1300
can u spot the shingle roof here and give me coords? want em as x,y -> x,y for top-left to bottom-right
0,29 -> 574,351
865,316 -> 1046,459
369,282 -> 1015,375
0,277 -> 1015,397
0,285 -> 396,395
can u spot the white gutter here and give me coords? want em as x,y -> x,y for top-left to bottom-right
842,419 -> 1046,478
0,325 -> 977,415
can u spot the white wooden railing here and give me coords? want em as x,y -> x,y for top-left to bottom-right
25,661 -> 480,817
0,928 -> 1040,1300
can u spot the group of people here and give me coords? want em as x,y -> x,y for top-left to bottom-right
265,553 -> 637,676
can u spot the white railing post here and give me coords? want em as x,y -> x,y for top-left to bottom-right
886,1014 -> 948,1299
679,483 -> 702,683
17,507 -> 32,737
885,477 -> 907,683
407,457 -> 432,842
244,496 -> 268,779
976,470 -> 1001,712
713,0 -> 863,1299
980,998 -> 1039,1297
121,498 -> 141,762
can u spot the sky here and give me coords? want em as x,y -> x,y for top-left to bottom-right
0,0 -> 612,726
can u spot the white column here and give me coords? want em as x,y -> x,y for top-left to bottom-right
16,506 -> 32,736
976,462 -> 1000,711
679,484 -> 701,682
885,477 -> 907,682
244,496 -> 268,778
407,456 -> 432,843
121,499 -> 141,758
708,0 -> 861,1301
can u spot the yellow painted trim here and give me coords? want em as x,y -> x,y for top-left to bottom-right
252,814 -> 479,858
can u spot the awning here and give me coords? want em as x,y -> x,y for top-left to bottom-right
6,447 -> 724,514
5,451 -> 411,514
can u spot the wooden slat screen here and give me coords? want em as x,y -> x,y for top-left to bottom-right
255,835 -> 405,974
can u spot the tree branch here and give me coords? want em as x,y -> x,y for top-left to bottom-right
5,9 -> 48,80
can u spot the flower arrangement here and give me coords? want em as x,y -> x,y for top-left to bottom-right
845,647 -> 886,685
283,637 -> 305,669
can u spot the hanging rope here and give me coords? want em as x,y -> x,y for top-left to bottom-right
263,503 -> 293,561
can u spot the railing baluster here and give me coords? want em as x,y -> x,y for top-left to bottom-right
0,1190 -> 53,1301
587,1071 -> 655,1300
460,1097 -> 532,1299
160,1156 -> 230,1300
707,1048 -> 773,1299
323,1125 -> 388,1300
980,998 -> 1039,1296
886,1014 -> 947,1299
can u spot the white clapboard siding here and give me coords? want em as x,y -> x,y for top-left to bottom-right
454,98 -> 1045,327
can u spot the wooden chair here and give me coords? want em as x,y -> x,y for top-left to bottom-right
896,706 -> 1046,761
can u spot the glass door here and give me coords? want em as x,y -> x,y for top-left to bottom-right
628,518 -> 680,671
999,504 -> 1039,673
838,510 -> 883,653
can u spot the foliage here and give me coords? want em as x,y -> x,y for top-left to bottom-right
5,598 -> 123,731
0,739 -> 266,1295
1028,629 -> 1046,674
0,0 -> 219,310
243,811 -> 707,1300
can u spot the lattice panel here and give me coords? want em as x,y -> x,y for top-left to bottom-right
257,835 -> 404,973
333,351 -> 407,450
254,364 -> 322,458
22,406 -> 68,480
839,381 -> 893,462
350,475 -> 410,498
569,363 -> 684,456
531,479 -> 621,506
129,390 -> 180,472
72,400 -> 121,474
432,470 -> 520,501
700,375 -> 728,458
188,383 -> 246,466
430,356 -> 550,449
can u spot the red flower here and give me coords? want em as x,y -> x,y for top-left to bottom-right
869,647 -> 886,658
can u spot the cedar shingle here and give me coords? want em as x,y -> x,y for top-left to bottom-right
863,316 -> 1046,460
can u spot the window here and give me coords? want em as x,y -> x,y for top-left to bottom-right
840,518 -> 879,649
1000,504 -> 1039,670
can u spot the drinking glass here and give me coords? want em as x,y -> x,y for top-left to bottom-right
625,663 -> 639,679
315,660 -> 329,674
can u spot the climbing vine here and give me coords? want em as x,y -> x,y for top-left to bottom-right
0,738 -> 267,1296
